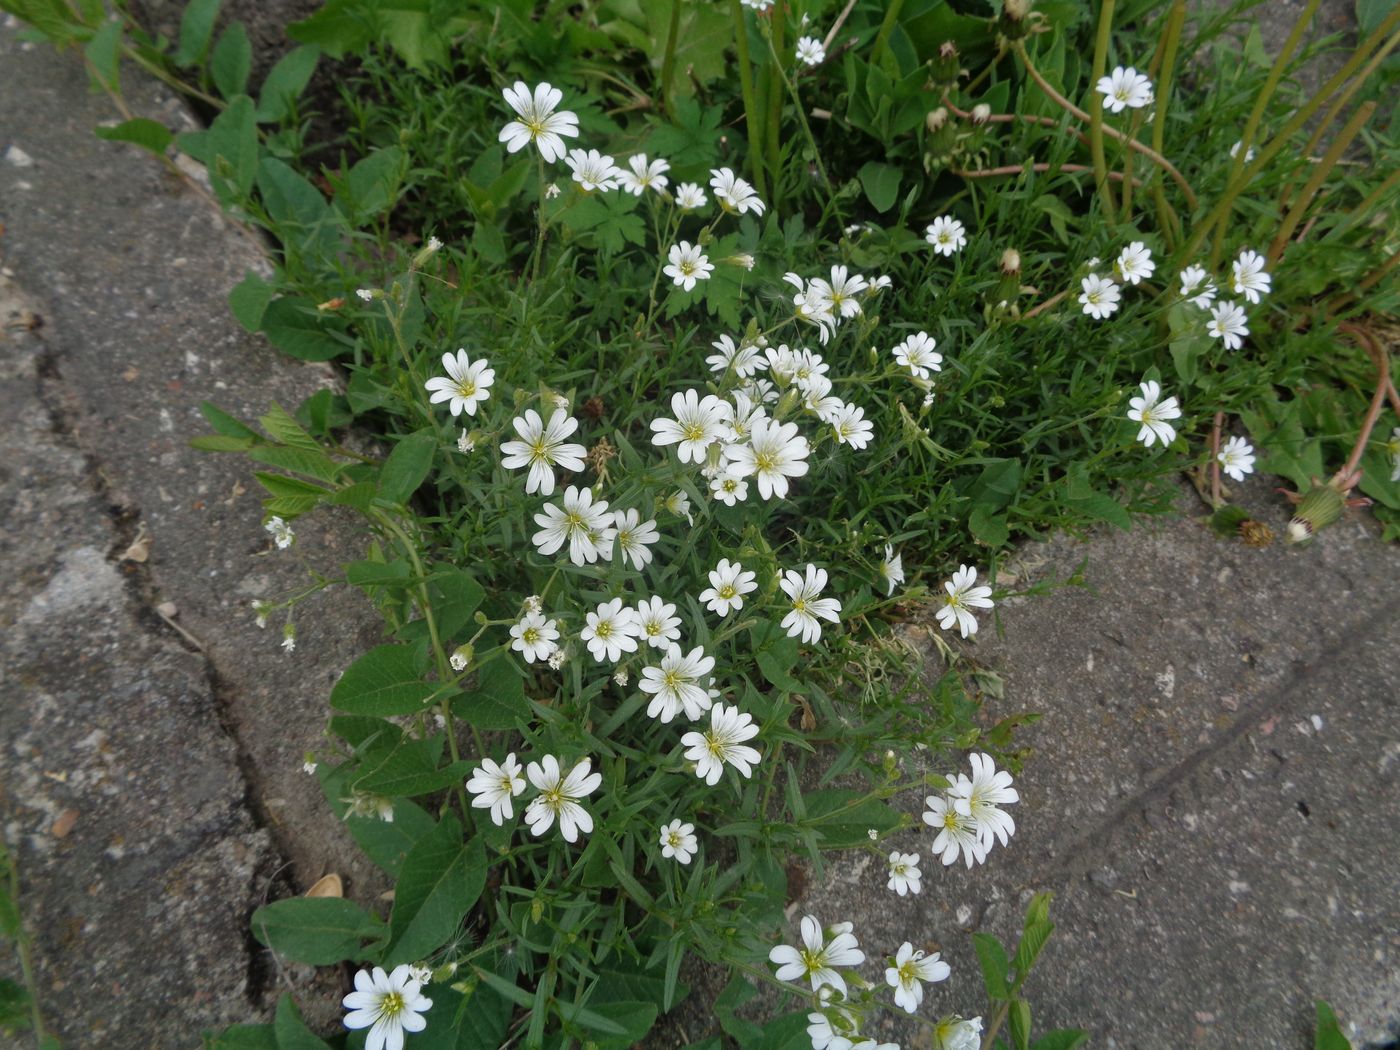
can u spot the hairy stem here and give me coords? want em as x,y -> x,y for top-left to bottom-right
1088,0 -> 1119,222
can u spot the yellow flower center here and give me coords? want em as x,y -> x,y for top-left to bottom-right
378,991 -> 406,1018
755,451 -> 777,473
456,379 -> 477,398
596,621 -> 612,638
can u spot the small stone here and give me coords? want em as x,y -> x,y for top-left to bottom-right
5,144 -> 35,168
50,809 -> 79,838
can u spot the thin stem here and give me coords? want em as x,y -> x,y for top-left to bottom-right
728,0 -> 768,196
766,32 -> 837,204
4,849 -> 48,1040
1209,411 -> 1224,507
660,0 -> 683,118
1338,325 -> 1393,481
822,0 -> 861,51
1021,288 -> 1070,320
1267,101 -> 1375,266
871,0 -> 907,65
951,161 -> 1142,187
765,7 -> 787,203
1149,0 -> 1187,250
1088,0 -> 1119,222
1015,42 -> 1197,210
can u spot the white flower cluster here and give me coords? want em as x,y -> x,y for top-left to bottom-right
922,752 -> 1019,868
465,752 -> 601,843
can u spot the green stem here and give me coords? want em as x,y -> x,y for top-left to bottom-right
1149,0 -> 1186,249
660,0 -> 683,117
1088,0 -> 1118,223
765,8 -> 787,204
1267,101 -> 1375,266
729,0 -> 767,195
871,0 -> 907,66
765,30 -> 837,211
4,848 -> 49,1041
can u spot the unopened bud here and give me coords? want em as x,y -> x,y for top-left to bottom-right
450,644 -> 473,672
931,41 -> 962,86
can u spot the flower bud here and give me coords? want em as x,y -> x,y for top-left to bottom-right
1000,0 -> 1035,37
1000,248 -> 1022,276
450,644 -> 473,672
931,41 -> 961,87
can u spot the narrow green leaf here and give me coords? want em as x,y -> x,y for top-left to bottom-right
1029,1032 -> 1089,1050
95,117 -> 172,157
330,644 -> 435,717
250,897 -> 380,965
1315,1000 -> 1352,1050
190,434 -> 256,453
246,445 -> 341,483
210,22 -> 251,98
1012,919 -> 1055,980
972,931 -> 1011,999
174,0 -> 221,65
1009,998 -> 1032,1050
256,45 -> 320,122
258,402 -> 320,450
84,18 -> 122,92
379,429 -> 437,504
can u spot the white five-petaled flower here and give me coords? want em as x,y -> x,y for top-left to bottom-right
1232,249 -> 1271,304
710,470 -> 750,506
925,215 -> 967,256
612,508 -> 660,571
710,167 -> 766,215
769,915 -> 866,999
699,558 -> 758,617
617,153 -> 670,196
500,408 -> 587,496
641,644 -> 716,723
706,334 -> 763,378
532,485 -> 615,565
565,148 -> 621,192
887,851 -> 922,896
1217,435 -> 1257,481
664,241 -> 714,292
681,703 -> 761,785
498,81 -> 578,163
922,793 -> 988,868
651,389 -> 732,463
343,964 -> 433,1050
783,272 -> 837,340
950,752 -> 1019,849
524,755 -> 602,843
880,544 -> 905,597
1206,301 -> 1249,350
1116,241 -> 1155,285
580,598 -> 641,663
1079,273 -> 1121,319
425,349 -> 495,417
1127,380 -> 1182,448
886,942 -> 950,1013
659,819 -> 698,863
510,611 -> 560,664
830,403 -> 874,450
465,753 -> 526,826
723,417 -> 810,500
634,595 -> 682,650
936,1017 -> 984,1050
893,331 -> 943,379
796,35 -> 826,66
264,515 -> 295,549
779,563 -> 842,644
1179,264 -> 1217,309
1095,65 -> 1153,113
674,182 -> 707,210
825,265 -> 869,319
935,564 -> 993,638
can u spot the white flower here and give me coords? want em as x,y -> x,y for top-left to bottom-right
498,81 -> 579,163
796,35 -> 826,66
709,470 -> 749,506
779,564 -> 842,644
664,489 -> 693,524
1387,427 -> 1400,482
1231,249 -> 1271,304
1217,435 -> 1256,481
425,349 -> 495,417
710,167 -> 766,215
1115,241 -> 1155,285
252,600 -> 270,627
264,516 -> 295,549
1178,265 -> 1217,309
935,565 -> 993,638
824,265 -> 869,319
302,759 -> 317,774
887,851 -> 922,896
768,915 -> 865,999
1230,140 -> 1257,163
681,703 -> 761,785
547,650 -> 567,670
893,331 -> 942,379
544,182 -> 561,199
510,611 -> 561,664
726,390 -> 768,443
634,596 -> 682,650
523,595 -> 543,614
935,1017 -> 984,1050
659,819 -> 698,863
651,389 -> 732,463
567,148 -> 621,192
532,485 -> 615,566
281,624 -> 297,654
612,509 -> 660,571
355,288 -> 376,301
922,793 -> 987,867
674,182 -> 707,210
723,417 -> 810,500
500,408 -> 587,496
886,942 -> 949,1013
924,216 -> 967,256
699,558 -> 758,617
1095,66 -> 1153,113
343,964 -> 433,1050
617,153 -> 670,195
664,241 -> 715,291
580,598 -> 641,663
830,404 -> 873,449
879,545 -> 905,597
406,964 -> 433,986
949,752 -> 1019,848
465,753 -> 527,826
641,645 -> 716,723
1127,380 -> 1182,448
783,272 -> 837,340
706,334 -> 763,377
1206,301 -> 1249,350
807,1008 -> 858,1050
524,755 -> 602,843
741,0 -> 773,8
1079,274 -> 1121,319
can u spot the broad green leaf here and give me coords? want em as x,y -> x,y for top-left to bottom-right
799,789 -> 901,847
1029,1032 -> 1089,1050
857,161 -> 901,213
246,445 -> 341,483
1315,1000 -> 1352,1050
1067,493 -> 1130,530
346,559 -> 412,588
386,816 -> 487,965
969,505 -> 1010,547
84,18 -> 122,92
355,738 -> 464,798
344,798 -> 435,877
200,401 -> 259,440
972,931 -> 1011,999
341,146 -> 405,221
428,569 -> 485,638
330,644 -> 435,717
452,656 -> 528,731
260,297 -> 349,362
379,429 -> 437,504
752,1011 -> 813,1049
256,45 -> 320,122
228,270 -> 274,332
257,158 -> 329,228
201,1023 -> 278,1049
174,0 -> 221,65
210,22 -> 251,98
95,117 -> 172,157
250,897 -> 380,965
258,402 -> 320,451
273,995 -> 331,1050
185,94 -> 257,202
